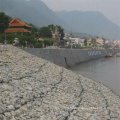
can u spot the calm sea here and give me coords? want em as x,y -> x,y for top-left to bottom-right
69,55 -> 120,96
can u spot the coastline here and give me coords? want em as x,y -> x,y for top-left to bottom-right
69,56 -> 120,96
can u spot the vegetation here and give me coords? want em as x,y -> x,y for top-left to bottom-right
84,38 -> 87,46
0,33 -> 55,48
72,44 -> 81,49
44,39 -> 53,46
48,24 -> 64,40
39,26 -> 52,38
0,12 -> 11,33
29,23 -> 39,36
91,38 -> 97,46
67,44 -> 92,49
56,25 -> 64,40
48,24 -> 55,31
80,46 -> 92,49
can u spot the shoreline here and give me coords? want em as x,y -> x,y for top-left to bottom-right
69,56 -> 120,97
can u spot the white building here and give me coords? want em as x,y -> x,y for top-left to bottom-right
63,33 -> 71,40
96,38 -> 105,46
105,40 -> 110,44
70,38 -> 81,45
80,38 -> 85,47
114,40 -> 120,47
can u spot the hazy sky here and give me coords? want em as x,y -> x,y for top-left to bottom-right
42,0 -> 120,27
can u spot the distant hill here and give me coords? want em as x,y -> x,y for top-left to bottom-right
56,11 -> 120,39
0,0 -> 120,39
67,32 -> 97,39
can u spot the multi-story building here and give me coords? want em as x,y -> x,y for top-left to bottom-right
96,38 -> 105,46
87,38 -> 92,46
70,38 -> 81,45
80,38 -> 85,47
114,40 -> 120,47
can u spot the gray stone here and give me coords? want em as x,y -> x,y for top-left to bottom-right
0,115 -> 3,120
7,105 -> 15,111
1,85 -> 13,91
4,112 -> 12,119
15,110 -> 21,117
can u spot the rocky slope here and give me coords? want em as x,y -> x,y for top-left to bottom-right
0,45 -> 120,120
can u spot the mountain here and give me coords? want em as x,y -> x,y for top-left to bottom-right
56,11 -> 120,39
0,0 -> 120,39
0,0 -> 68,28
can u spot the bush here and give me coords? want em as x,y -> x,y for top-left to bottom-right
72,44 -> 81,49
0,33 -> 40,47
34,41 -> 43,48
0,34 -> 5,43
39,27 -> 52,38
44,39 -> 53,46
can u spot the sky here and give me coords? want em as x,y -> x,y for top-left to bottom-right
42,0 -> 120,27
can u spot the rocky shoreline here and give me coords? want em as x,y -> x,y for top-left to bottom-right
0,45 -> 120,120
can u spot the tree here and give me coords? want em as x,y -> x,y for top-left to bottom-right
29,23 -> 39,35
0,12 -> 10,33
56,25 -> 64,40
39,26 -> 52,38
84,38 -> 87,46
48,24 -> 55,32
44,39 -> 53,46
91,38 -> 96,46
34,41 -> 43,48
48,24 -> 64,40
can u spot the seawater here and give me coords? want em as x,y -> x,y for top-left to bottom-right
69,55 -> 120,96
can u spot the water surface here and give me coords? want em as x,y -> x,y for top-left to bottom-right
69,56 -> 120,96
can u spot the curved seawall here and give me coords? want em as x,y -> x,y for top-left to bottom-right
22,48 -> 120,67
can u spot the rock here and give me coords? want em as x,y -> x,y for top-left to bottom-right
0,106 -> 7,113
61,100 -> 68,104
118,114 -> 120,120
7,105 -> 15,111
14,104 -> 21,109
4,112 -> 12,119
15,110 -> 21,117
11,117 -> 16,120
20,106 -> 27,113
0,115 -> 3,120
1,85 -> 13,91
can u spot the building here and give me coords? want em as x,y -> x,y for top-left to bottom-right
87,38 -> 92,46
5,18 -> 32,34
63,33 -> 71,40
80,38 -> 85,47
105,40 -> 111,44
96,38 -> 105,46
113,40 -> 120,48
70,38 -> 81,45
